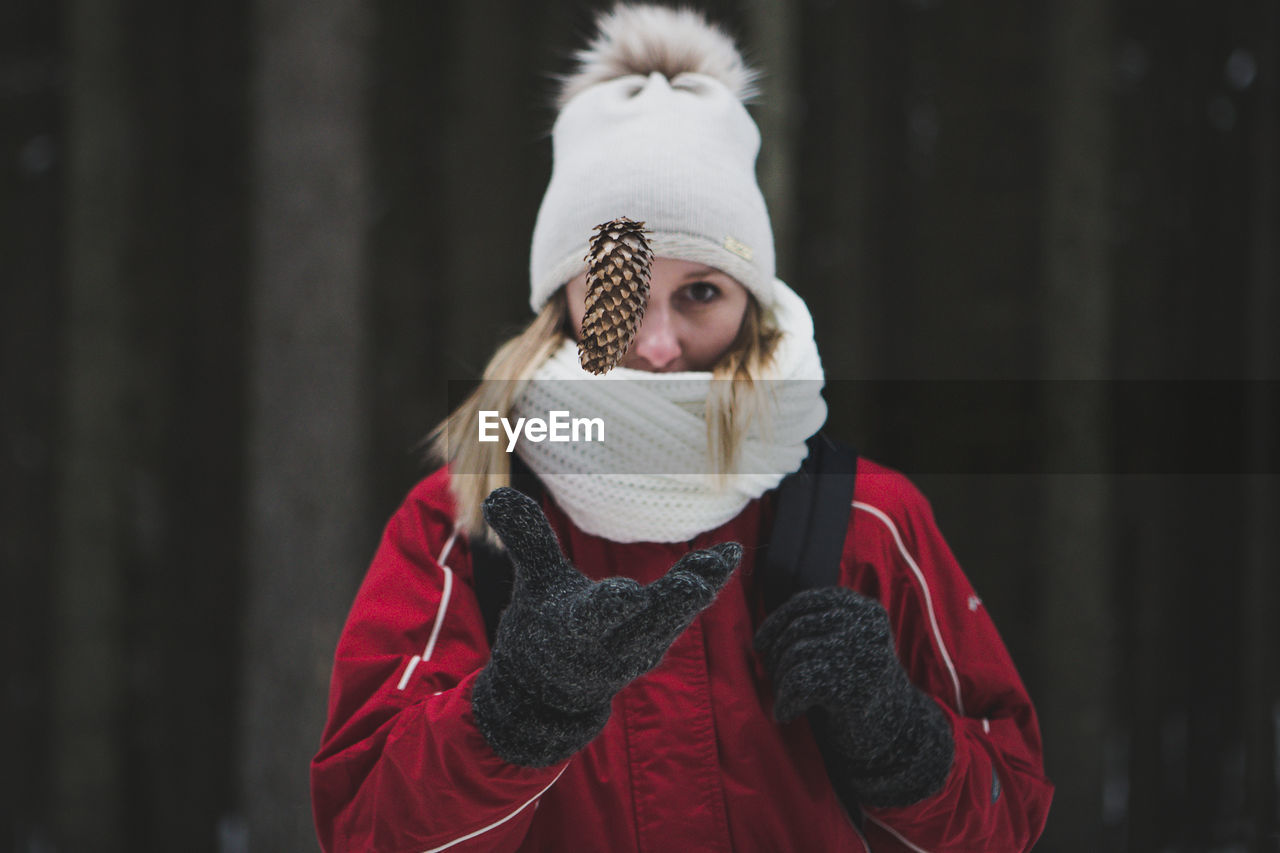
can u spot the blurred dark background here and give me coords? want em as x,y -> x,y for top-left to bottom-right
2,0 -> 1276,850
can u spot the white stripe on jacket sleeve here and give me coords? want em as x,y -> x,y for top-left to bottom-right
852,501 -> 966,716
397,527 -> 461,690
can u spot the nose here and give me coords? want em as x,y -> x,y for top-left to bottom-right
629,305 -> 681,371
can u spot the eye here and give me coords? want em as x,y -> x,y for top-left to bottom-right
681,281 -> 722,304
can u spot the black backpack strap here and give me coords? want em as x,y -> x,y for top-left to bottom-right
469,455 -> 544,646
761,432 -> 859,614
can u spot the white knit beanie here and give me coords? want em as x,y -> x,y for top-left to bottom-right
529,4 -> 776,312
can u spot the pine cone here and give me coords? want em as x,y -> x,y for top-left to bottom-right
579,217 -> 653,375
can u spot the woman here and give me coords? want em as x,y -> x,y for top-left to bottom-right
311,5 -> 1052,851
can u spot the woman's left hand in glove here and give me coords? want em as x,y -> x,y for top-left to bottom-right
754,586 -> 955,808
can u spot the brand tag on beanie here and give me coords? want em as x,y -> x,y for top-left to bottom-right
723,235 -> 753,262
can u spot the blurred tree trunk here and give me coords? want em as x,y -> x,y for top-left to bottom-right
1036,0 -> 1115,849
1243,1 -> 1278,842
437,2 -> 550,376
1,1 -> 61,847
745,0 -> 799,278
794,0 -> 901,386
49,0 -> 249,848
366,1 -> 459,512
50,0 -> 141,846
240,0 -> 372,847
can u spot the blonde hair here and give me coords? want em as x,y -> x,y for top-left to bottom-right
427,288 -> 781,540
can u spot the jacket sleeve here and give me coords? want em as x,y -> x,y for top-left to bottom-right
310,470 -> 568,853
846,466 -> 1053,853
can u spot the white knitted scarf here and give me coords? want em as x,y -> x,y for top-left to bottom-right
511,279 -> 827,543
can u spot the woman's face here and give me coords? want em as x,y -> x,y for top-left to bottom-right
565,257 -> 750,372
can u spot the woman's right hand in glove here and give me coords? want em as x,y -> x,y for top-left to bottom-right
471,487 -> 743,767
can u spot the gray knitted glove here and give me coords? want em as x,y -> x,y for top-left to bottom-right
472,487 -> 742,767
754,587 -> 954,808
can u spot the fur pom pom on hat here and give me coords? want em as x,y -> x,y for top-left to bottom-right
554,5 -> 759,109
529,3 -> 776,312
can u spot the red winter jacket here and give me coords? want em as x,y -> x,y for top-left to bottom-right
312,459 -> 1052,852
